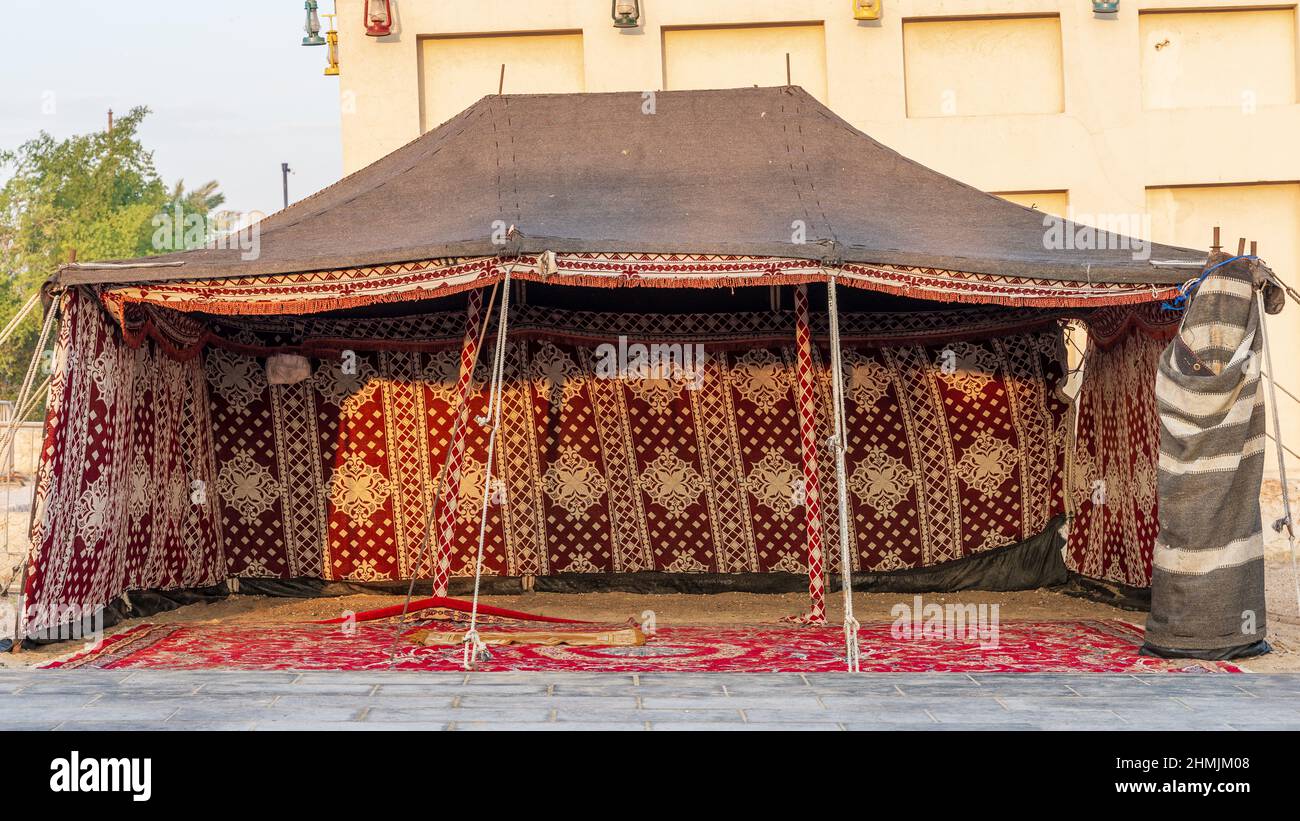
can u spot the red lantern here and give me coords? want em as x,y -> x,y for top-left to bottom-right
364,0 -> 393,37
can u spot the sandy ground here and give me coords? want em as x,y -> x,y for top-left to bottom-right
3,480 -> 1299,672
1262,479 -> 1299,562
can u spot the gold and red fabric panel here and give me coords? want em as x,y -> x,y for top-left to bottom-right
26,287 -> 1075,629
207,314 -> 1072,582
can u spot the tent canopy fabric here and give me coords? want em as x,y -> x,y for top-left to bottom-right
56,86 -> 1204,288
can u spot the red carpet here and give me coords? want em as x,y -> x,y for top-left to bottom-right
44,620 -> 1242,673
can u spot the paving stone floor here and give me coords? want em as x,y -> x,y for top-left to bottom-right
2,670 -> 1298,730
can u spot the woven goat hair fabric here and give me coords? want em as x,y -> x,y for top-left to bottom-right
25,288 -> 1078,627
1145,262 -> 1268,652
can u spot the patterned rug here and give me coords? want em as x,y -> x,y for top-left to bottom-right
43,620 -> 1242,673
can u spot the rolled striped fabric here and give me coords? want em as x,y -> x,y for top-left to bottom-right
1144,256 -> 1269,657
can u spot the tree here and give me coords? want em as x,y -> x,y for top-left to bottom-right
0,107 -> 223,403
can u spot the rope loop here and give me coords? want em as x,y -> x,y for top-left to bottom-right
1162,255 -> 1257,311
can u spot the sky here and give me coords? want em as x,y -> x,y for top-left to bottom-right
0,1 -> 343,219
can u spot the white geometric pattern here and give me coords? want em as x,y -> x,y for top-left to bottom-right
848,446 -> 915,516
217,449 -> 281,521
329,454 -> 391,522
543,446 -> 608,520
639,451 -> 705,519
746,449 -> 803,516
957,432 -> 1019,496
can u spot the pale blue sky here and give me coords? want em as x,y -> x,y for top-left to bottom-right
0,1 -> 342,218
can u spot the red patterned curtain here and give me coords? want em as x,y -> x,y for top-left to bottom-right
203,311 -> 1070,582
24,289 -> 225,633
27,288 -> 1078,627
1066,305 -> 1181,587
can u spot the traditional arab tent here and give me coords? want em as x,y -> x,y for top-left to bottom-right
16,86 -> 1281,663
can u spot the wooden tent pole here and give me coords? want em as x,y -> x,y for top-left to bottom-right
787,284 -> 827,624
825,276 -> 860,671
6,296 -> 62,652
388,284 -> 493,661
1255,273 -> 1300,616
463,268 -> 514,669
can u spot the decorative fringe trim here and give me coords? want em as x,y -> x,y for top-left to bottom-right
99,258 -> 1184,318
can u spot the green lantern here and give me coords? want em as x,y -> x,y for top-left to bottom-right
1092,1 -> 1119,13
612,0 -> 641,29
303,0 -> 326,46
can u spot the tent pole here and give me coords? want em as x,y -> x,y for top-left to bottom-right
464,267 -> 514,669
825,275 -> 860,672
386,284 -> 492,661
786,284 -> 826,624
6,298 -> 61,653
1255,288 -> 1300,616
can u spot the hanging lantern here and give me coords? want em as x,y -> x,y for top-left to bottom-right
364,0 -> 394,37
302,0 -> 326,46
323,12 -> 340,76
853,0 -> 882,21
1092,0 -> 1119,14
612,0 -> 641,29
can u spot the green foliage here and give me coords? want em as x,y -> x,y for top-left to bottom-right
0,107 -> 223,406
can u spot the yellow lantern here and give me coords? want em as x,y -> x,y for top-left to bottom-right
323,12 -> 340,76
853,0 -> 882,21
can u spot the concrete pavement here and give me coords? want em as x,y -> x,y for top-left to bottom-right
3,670 -> 1299,730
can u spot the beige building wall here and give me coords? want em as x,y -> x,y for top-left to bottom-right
332,0 -> 1300,472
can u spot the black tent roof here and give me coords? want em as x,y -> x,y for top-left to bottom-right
59,86 -> 1203,287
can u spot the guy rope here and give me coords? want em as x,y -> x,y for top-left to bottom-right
5,292 -> 61,651
826,275 -> 861,672
1256,277 -> 1300,617
463,267 -> 514,669
387,282 -> 494,662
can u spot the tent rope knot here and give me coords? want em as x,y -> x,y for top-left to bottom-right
493,225 -> 524,259
816,239 -> 843,268
461,628 -> 490,669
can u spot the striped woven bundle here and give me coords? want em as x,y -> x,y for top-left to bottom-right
1145,256 -> 1268,655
